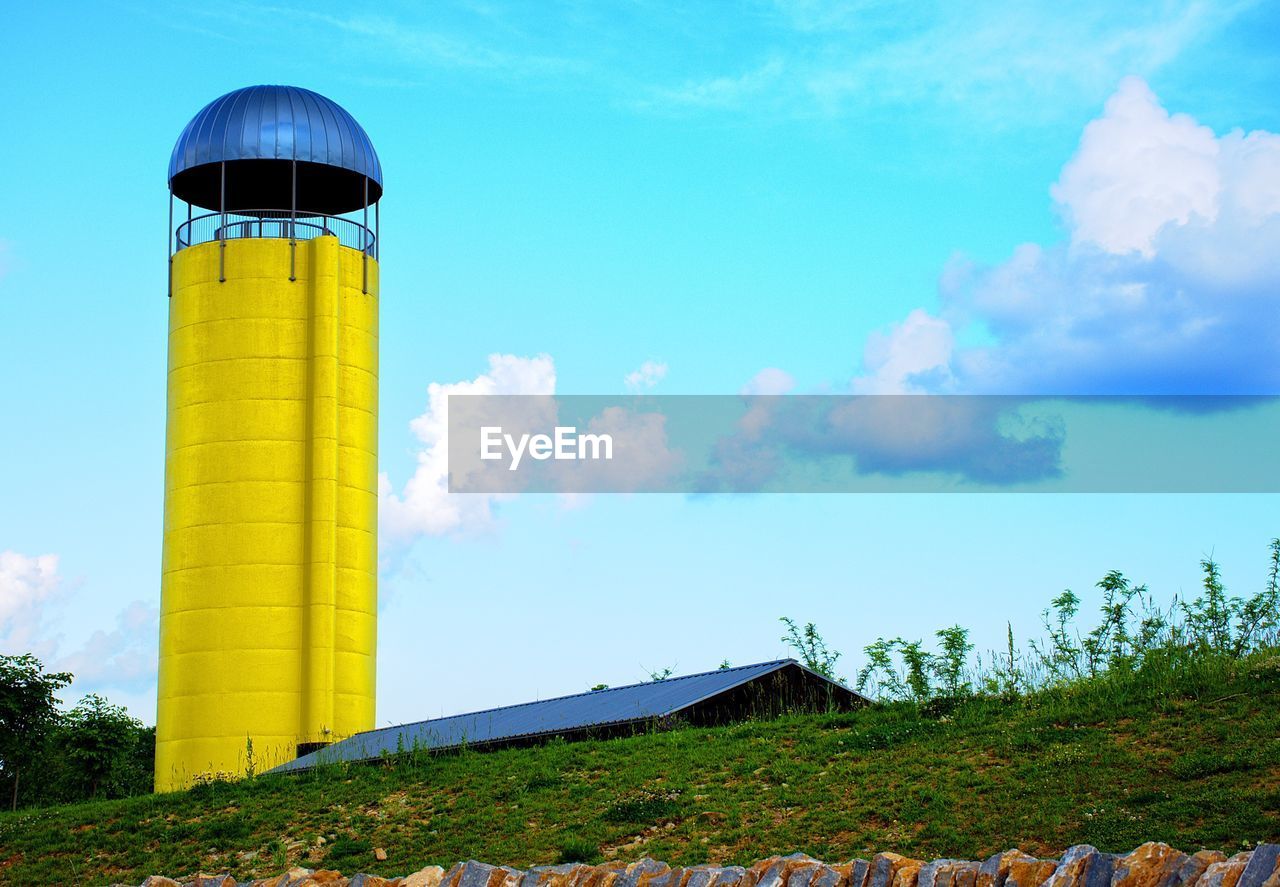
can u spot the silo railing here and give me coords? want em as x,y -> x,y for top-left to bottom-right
175,209 -> 377,257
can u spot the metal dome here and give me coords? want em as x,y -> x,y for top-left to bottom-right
169,85 -> 382,214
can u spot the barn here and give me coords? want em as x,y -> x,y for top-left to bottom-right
270,658 -> 867,773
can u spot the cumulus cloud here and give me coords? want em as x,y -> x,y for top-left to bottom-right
0,550 -> 61,656
740,368 -> 796,396
854,309 -> 955,394
1052,78 -> 1222,257
854,77 -> 1280,396
709,78 -> 1280,491
624,360 -> 669,393
380,354 -> 556,542
55,601 -> 158,691
1,551 -> 157,706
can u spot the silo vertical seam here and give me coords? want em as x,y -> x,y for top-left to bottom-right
301,235 -> 340,745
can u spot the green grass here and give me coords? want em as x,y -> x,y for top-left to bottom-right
3,652 -> 1280,886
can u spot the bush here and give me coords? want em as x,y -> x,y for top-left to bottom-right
557,837 -> 602,864
1,659 -> 155,809
601,788 -> 681,824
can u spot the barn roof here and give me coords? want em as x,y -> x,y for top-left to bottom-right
270,659 -> 864,773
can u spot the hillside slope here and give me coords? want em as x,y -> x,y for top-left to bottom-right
2,658 -> 1279,885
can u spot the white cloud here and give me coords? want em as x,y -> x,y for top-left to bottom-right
55,601 -> 158,690
0,552 -> 157,713
853,78 -> 1280,395
644,58 -> 785,110
623,360 -> 669,392
629,1 -> 1242,121
853,308 -> 954,394
0,551 -> 61,657
741,367 -> 796,396
1052,77 -> 1221,257
795,2 -> 1233,121
380,353 -> 556,542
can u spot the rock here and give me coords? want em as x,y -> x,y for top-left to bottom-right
1238,846 -> 1280,887
921,861 -> 981,887
454,861 -> 517,887
1176,853 -> 1229,887
1006,857 -> 1058,887
142,878 -> 182,887
1045,846 -> 1118,887
689,866 -> 730,887
922,861 -> 970,887
868,854 -> 924,887
783,863 -> 821,887
521,865 -> 588,887
1112,843 -> 1191,887
375,849 -> 390,863
402,866 -> 448,887
348,875 -> 397,887
574,863 -> 627,887
978,849 -> 1057,887
810,865 -> 845,887
642,866 -> 686,887
713,867 -> 750,887
183,874 -> 237,887
849,861 -> 872,887
1197,854 -> 1253,887
614,858 -> 671,887
895,862 -> 926,887
979,852 -> 1024,887
248,869 -> 302,887
753,854 -> 825,887
440,863 -> 469,887
272,870 -> 346,887
266,869 -> 305,887
752,856 -> 800,887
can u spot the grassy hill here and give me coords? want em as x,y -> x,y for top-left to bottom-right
2,653 -> 1280,885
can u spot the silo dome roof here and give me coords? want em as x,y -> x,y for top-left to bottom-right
169,85 -> 382,214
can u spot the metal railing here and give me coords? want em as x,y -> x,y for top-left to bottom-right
174,209 -> 376,256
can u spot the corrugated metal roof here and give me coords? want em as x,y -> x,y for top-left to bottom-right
271,659 -> 848,773
169,85 -> 382,186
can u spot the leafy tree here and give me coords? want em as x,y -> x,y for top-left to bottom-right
57,694 -> 148,799
855,637 -> 932,702
1086,570 -> 1139,671
1182,557 -> 1235,653
0,654 -> 72,810
897,640 -> 932,702
931,625 -> 973,697
855,638 -> 906,700
1234,539 -> 1280,655
779,618 -> 843,681
1041,590 -> 1083,680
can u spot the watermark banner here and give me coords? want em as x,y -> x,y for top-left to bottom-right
447,395 -> 1280,493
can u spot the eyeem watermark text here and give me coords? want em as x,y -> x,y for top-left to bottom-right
480,426 -> 614,471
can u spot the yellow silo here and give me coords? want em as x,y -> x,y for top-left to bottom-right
157,85 -> 382,791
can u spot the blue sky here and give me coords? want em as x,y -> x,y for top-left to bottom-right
2,1 -> 1279,725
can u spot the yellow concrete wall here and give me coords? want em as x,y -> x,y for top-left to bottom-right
156,236 -> 378,791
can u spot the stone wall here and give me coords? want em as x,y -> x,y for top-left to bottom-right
125,843 -> 1280,887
